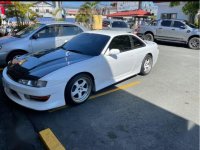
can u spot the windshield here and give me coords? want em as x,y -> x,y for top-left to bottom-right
184,21 -> 197,28
62,33 -> 110,56
112,21 -> 128,28
14,23 -> 44,38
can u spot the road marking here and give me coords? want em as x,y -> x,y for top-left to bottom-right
49,81 -> 140,113
89,81 -> 140,100
39,128 -> 66,150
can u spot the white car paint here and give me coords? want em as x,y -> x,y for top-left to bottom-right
2,31 -> 159,111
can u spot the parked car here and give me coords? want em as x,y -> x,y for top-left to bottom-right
103,19 -> 132,33
136,19 -> 200,49
0,22 -> 88,65
2,30 -> 159,110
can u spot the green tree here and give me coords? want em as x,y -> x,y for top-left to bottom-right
52,8 -> 64,21
76,2 -> 99,29
169,1 -> 199,23
6,2 -> 39,26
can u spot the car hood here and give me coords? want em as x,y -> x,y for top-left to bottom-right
0,36 -> 20,45
6,48 -> 93,80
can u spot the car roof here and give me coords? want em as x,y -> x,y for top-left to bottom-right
36,21 -> 78,25
35,21 -> 89,31
84,30 -> 133,37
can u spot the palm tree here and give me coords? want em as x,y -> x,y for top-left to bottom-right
76,2 -> 99,29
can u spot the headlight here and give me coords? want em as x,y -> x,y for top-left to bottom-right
18,79 -> 47,88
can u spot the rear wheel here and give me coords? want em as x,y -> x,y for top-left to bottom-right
65,74 -> 93,105
140,55 -> 153,76
188,37 -> 200,50
144,33 -> 154,42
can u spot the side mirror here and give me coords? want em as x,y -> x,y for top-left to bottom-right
180,26 -> 186,29
32,34 -> 39,39
109,49 -> 120,56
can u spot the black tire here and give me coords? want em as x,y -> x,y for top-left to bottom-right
6,51 -> 27,64
140,54 -> 153,76
144,33 -> 154,42
65,74 -> 93,105
188,37 -> 200,50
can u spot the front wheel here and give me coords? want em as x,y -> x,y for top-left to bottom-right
65,74 -> 93,105
6,51 -> 27,64
140,55 -> 153,76
188,37 -> 200,50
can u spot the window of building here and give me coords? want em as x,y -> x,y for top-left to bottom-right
46,9 -> 49,13
161,20 -> 172,27
161,13 -> 177,19
109,35 -> 131,52
35,9 -> 39,13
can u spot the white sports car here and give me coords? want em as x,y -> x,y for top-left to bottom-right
2,31 -> 159,111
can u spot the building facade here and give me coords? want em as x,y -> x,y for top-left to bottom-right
30,1 -> 55,18
155,2 -> 189,20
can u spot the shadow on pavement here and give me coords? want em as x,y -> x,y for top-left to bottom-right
0,73 -> 199,150
155,40 -> 190,49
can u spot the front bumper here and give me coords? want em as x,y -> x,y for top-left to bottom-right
2,68 -> 66,111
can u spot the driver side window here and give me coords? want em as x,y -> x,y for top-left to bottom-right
35,26 -> 57,38
109,35 -> 131,53
172,21 -> 185,28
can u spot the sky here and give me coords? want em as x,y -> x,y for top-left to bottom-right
62,1 -> 110,8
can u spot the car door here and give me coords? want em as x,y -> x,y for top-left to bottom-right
129,35 -> 147,73
104,35 -> 137,80
156,20 -> 173,40
56,24 -> 84,46
170,21 -> 188,41
31,25 -> 59,52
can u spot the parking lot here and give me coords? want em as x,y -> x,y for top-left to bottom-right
0,43 -> 199,150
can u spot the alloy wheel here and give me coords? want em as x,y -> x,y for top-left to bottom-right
70,77 -> 92,103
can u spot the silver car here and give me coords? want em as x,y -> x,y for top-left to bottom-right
136,19 -> 200,49
0,22 -> 88,65
102,19 -> 132,33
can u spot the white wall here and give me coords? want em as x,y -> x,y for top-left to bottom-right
30,2 -> 54,18
156,2 -> 189,20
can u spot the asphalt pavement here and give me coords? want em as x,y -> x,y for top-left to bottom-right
0,43 -> 199,150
